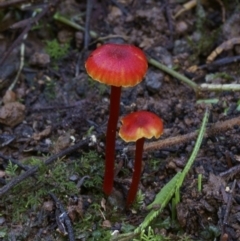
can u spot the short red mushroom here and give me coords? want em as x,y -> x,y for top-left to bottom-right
119,111 -> 163,206
85,44 -> 148,195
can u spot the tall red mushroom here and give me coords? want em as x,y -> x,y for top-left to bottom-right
119,111 -> 163,206
85,44 -> 148,195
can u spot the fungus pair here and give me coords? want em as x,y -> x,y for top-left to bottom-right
85,43 -> 163,205
85,43 -> 148,195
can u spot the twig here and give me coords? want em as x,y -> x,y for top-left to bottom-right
220,179 -> 236,240
49,192 -> 75,241
76,175 -> 90,189
9,8 -> 40,90
220,164 -> 240,178
0,153 -> 31,172
200,83 -> 240,92
223,179 -> 236,224
207,37 -> 240,63
0,138 -> 89,197
173,0 -> 196,19
127,115 -> 240,152
8,33 -> 27,90
216,0 -> 225,22
53,13 -> 98,39
0,0 -> 60,66
0,24 -> 30,66
10,18 -> 31,29
199,55 -> 240,70
0,0 -> 30,8
163,0 -> 173,49
29,100 -> 87,112
148,57 -> 199,92
149,57 -> 240,92
95,34 -> 129,43
84,0 -> 94,50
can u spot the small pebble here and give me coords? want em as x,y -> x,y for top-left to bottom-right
173,39 -> 190,55
42,201 -> 54,212
69,174 -> 79,182
176,21 -> 188,34
167,161 -> 177,170
145,70 -> 163,94
153,46 -> 173,67
29,52 -> 50,67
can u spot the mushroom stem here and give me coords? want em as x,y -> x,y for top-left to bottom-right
127,137 -> 145,206
103,85 -> 122,195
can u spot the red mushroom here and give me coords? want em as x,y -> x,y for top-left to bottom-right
85,44 -> 148,195
119,111 -> 163,206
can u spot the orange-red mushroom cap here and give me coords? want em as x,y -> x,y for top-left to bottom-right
119,111 -> 163,142
85,44 -> 148,87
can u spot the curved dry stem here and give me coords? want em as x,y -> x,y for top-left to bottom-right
127,116 -> 240,152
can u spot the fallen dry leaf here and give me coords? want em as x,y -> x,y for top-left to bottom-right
101,198 -> 106,211
32,126 -> 52,141
53,132 -> 71,153
2,90 -> 17,104
203,173 -> 226,197
67,196 -> 84,221
102,219 -> 111,228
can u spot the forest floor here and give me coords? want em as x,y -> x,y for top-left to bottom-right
0,0 -> 240,240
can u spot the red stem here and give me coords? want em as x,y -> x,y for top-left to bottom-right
126,137 -> 145,206
103,86 -> 122,195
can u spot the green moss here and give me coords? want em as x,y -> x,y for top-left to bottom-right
45,39 -> 70,60
0,151 -> 105,239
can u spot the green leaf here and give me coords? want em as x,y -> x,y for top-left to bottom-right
135,172 -> 181,233
175,108 -> 209,195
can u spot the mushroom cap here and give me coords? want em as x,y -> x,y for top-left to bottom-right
85,44 -> 148,87
119,111 -> 163,142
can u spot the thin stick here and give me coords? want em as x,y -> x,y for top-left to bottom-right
30,100 -> 87,112
223,180 -> 236,225
9,8 -> 39,90
0,139 -> 89,197
53,13 -> 98,39
164,0 -> 174,48
0,0 -> 60,66
200,83 -> 240,92
200,55 -> 240,70
148,57 -> 199,92
84,0 -> 94,50
0,153 -> 31,172
148,57 -> 240,92
220,179 -> 236,240
8,33 -> 26,90
0,0 -> 29,8
220,164 -> 240,178
49,192 -> 75,241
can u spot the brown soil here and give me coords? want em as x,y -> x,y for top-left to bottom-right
0,0 -> 240,241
